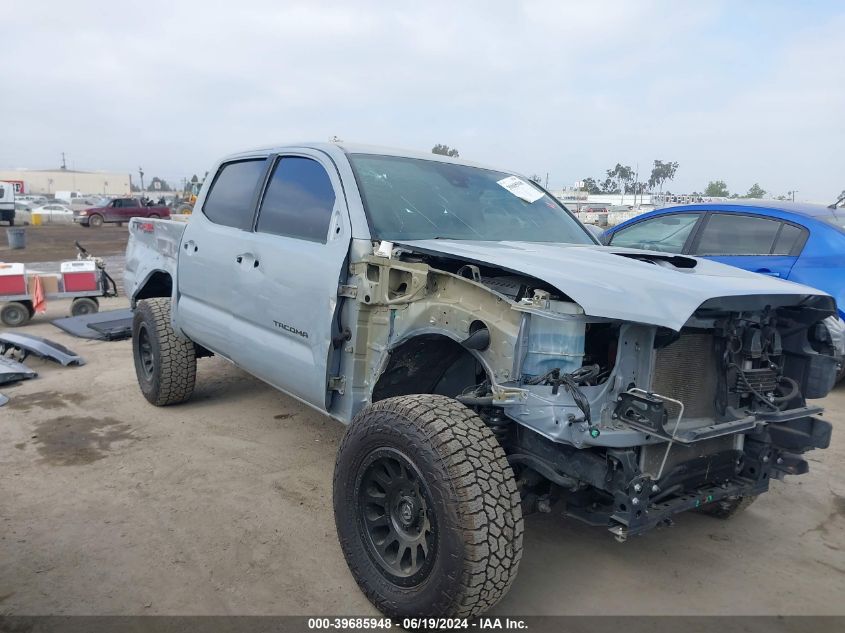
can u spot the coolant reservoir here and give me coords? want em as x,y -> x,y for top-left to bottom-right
522,301 -> 585,377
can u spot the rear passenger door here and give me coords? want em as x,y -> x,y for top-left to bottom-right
690,213 -> 807,278
176,158 -> 269,358
230,151 -> 351,410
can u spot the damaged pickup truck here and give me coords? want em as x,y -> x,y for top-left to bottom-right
125,144 -> 839,619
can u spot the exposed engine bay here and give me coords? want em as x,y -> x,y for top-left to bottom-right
344,242 -> 838,540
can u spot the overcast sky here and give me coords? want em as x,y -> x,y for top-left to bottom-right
3,0 -> 843,201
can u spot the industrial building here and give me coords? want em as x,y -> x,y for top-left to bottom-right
0,168 -> 131,196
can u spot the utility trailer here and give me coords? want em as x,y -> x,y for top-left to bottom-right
0,244 -> 118,326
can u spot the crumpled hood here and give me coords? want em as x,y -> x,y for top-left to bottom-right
398,240 -> 835,331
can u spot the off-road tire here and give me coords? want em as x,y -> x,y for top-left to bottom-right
697,494 -> 757,519
132,297 -> 196,406
88,213 -> 104,228
71,297 -> 99,316
333,394 -> 523,619
1,302 -> 31,327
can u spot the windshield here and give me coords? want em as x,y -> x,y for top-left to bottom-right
349,154 -> 594,244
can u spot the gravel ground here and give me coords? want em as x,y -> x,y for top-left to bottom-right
0,298 -> 843,617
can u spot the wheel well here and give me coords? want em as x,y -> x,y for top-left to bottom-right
135,271 -> 173,302
372,334 -> 486,402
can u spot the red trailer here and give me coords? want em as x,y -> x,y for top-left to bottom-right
0,244 -> 118,326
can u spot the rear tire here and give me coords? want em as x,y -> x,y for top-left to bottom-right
1,302 -> 31,327
88,214 -> 104,228
71,297 -> 99,317
334,394 -> 523,619
697,494 -> 757,519
132,297 -> 196,406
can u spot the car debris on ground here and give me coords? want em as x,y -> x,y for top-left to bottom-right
0,332 -> 85,366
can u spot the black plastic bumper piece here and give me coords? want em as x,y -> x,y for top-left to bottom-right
768,416 -> 832,452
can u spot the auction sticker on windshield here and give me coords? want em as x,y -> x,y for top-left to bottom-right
496,175 -> 545,203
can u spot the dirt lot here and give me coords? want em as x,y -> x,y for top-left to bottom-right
1,298 -> 844,616
0,224 -> 129,265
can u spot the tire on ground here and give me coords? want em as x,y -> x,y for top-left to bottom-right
1,301 -> 31,327
132,297 -> 196,406
696,494 -> 757,519
333,394 -> 523,619
88,214 -> 104,228
71,297 -> 99,316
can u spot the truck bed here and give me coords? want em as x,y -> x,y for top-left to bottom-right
124,218 -> 186,302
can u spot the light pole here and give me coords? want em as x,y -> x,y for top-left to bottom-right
788,190 -> 798,202
138,167 -> 145,193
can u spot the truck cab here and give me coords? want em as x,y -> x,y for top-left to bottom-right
0,182 -> 16,226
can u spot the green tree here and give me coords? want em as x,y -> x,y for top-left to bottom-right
704,180 -> 730,197
744,183 -> 766,199
432,144 -> 460,157
606,163 -> 634,199
581,177 -> 601,194
600,176 -> 620,194
150,177 -> 172,192
648,160 -> 679,193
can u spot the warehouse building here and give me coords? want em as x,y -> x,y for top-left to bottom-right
0,168 -> 131,196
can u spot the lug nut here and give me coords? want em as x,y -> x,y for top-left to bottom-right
651,485 -> 660,493
631,497 -> 640,506
633,484 -> 642,493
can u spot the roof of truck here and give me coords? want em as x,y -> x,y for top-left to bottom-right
225,142 -> 505,172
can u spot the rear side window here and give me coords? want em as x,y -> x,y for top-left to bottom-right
609,213 -> 699,253
695,214 -> 782,256
202,159 -> 266,230
256,157 -> 336,242
772,223 -> 807,255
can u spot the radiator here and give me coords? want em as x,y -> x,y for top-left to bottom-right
651,332 -> 719,420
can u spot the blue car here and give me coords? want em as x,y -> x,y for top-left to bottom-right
603,201 -> 845,377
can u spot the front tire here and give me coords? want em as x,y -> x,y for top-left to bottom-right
334,394 -> 523,619
132,297 -> 196,406
88,214 -> 104,228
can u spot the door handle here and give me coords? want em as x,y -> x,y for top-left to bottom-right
754,268 -> 781,277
